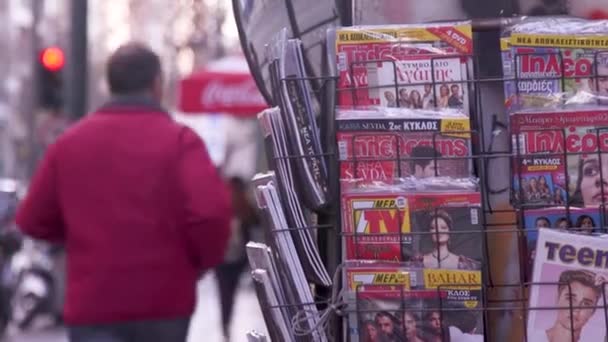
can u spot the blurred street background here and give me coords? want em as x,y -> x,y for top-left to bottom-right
5,272 -> 267,342
0,1 -> 268,341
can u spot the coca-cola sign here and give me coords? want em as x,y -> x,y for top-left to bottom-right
179,71 -> 267,116
200,80 -> 266,108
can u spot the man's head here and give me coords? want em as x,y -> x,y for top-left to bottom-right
425,311 -> 442,335
403,312 -> 418,339
555,270 -> 602,333
410,145 -> 442,178
450,84 -> 459,96
384,91 -> 396,102
375,311 -> 397,336
107,43 -> 162,101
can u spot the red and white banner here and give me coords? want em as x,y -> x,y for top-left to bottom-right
178,56 -> 267,116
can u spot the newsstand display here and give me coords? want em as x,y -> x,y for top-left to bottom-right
236,1 -> 608,341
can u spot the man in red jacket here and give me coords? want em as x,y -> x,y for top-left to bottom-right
16,43 -> 232,342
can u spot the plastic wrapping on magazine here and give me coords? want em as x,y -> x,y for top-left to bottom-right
332,21 -> 475,115
335,105 -> 468,120
502,17 -> 608,113
340,176 -> 479,194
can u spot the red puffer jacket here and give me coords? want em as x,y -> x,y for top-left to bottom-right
16,97 -> 232,325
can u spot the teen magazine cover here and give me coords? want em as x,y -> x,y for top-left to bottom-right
529,228 -> 608,342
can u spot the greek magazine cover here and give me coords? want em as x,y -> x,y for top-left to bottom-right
341,190 -> 481,263
528,229 -> 608,342
510,108 -> 608,207
332,22 -> 473,114
522,207 -> 602,278
409,192 -> 483,271
502,18 -> 608,112
341,190 -> 412,261
337,109 -> 472,184
350,267 -> 483,342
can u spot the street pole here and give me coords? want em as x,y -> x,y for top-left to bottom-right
66,0 -> 88,119
27,0 -> 42,178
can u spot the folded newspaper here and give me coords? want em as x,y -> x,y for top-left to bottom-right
257,110 -> 332,287
268,29 -> 328,211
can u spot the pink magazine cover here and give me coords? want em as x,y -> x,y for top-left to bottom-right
528,228 -> 608,341
333,22 -> 473,114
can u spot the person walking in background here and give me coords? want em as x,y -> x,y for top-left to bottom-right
15,42 -> 232,342
214,115 -> 262,342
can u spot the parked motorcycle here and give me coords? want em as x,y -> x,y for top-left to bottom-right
9,238 -> 59,330
0,178 -> 24,336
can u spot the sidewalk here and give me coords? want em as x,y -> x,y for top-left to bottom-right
7,271 -> 268,342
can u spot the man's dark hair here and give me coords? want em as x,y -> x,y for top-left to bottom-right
557,269 -> 601,302
410,145 -> 442,173
535,216 -> 550,227
375,311 -> 398,323
107,43 -> 161,95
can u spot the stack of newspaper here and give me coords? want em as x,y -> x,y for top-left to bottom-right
250,173 -> 329,342
267,28 -> 328,211
257,110 -> 332,287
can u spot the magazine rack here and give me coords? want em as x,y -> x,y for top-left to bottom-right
257,17 -> 608,342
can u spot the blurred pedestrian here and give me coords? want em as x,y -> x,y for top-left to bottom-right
15,42 -> 232,342
215,116 -> 261,342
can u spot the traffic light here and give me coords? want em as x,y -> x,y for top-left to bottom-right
37,47 -> 65,110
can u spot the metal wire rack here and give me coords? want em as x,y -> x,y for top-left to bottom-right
254,17 -> 608,342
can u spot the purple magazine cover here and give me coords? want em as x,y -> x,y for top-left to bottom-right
529,228 -> 608,342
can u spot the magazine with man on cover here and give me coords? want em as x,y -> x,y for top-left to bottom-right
529,228 -> 608,342
337,108 -> 473,184
351,267 -> 483,342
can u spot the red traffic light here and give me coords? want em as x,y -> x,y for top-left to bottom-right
41,47 -> 65,71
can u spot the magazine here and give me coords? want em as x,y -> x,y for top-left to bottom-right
337,108 -> 473,184
409,192 -> 483,271
349,267 -> 483,342
330,22 -> 473,113
342,189 -> 481,264
528,229 -> 608,342
522,207 -> 603,279
502,17 -> 608,112
510,108 -> 608,208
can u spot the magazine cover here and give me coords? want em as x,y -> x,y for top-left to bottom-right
502,18 -> 608,112
409,192 -> 483,271
337,110 -> 472,184
342,190 -> 412,261
353,269 -> 483,342
333,22 -> 473,114
528,229 -> 608,342
522,207 -> 602,279
342,190 -> 481,263
510,108 -> 608,208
